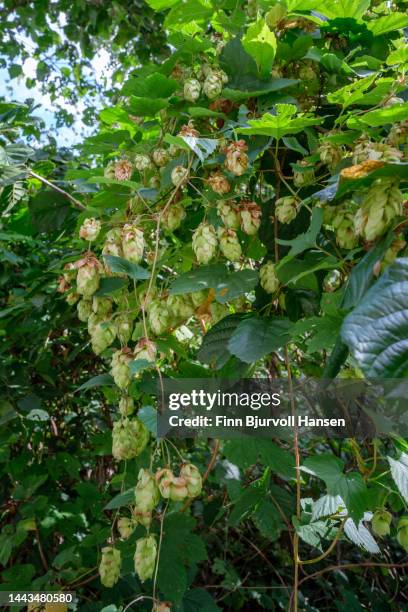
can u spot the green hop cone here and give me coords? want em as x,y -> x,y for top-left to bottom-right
91,320 -> 116,355
104,162 -> 116,179
111,348 -> 132,390
79,217 -> 101,242
162,202 -> 186,231
99,546 -> 121,588
217,200 -> 240,229
190,289 -> 208,308
135,468 -> 160,512
203,73 -> 223,99
397,516 -> 408,552
192,223 -> 218,264
171,165 -> 189,187
66,291 -> 80,306
103,228 -> 123,262
239,200 -> 261,235
332,205 -> 358,250
148,300 -> 171,336
260,261 -> 279,294
76,255 -> 101,297
167,294 -> 195,322
92,296 -> 112,317
155,468 -> 175,499
112,418 -> 149,461
275,196 -> 299,224
354,180 -> 403,242
180,463 -> 202,498
218,228 -> 242,262
134,153 -> 154,172
293,161 -> 315,187
134,338 -> 157,363
152,147 -> 169,167
121,224 -> 144,264
318,141 -> 343,172
134,535 -> 157,582
119,395 -> 135,416
210,301 -> 229,323
117,517 -> 135,540
132,506 -> 152,529
183,78 -> 201,102
372,510 -> 392,537
116,314 -> 133,344
77,299 -> 92,322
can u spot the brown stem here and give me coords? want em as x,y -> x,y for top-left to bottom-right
28,170 -> 86,211
299,520 -> 346,565
35,525 -> 48,572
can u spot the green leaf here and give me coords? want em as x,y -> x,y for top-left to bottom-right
180,136 -> 218,162
122,73 -> 178,98
94,277 -> 128,296
238,104 -> 321,139
164,0 -> 213,29
341,258 -> 408,377
302,454 -> 345,488
145,0 -> 180,9
77,374 -> 114,391
138,405 -> 157,436
181,588 -> 221,612
104,488 -> 135,510
229,485 -> 265,526
103,255 -> 150,281
28,191 -> 70,232
318,0 -> 370,20
128,96 -> 169,116
346,102 -> 408,129
242,19 -> 277,77
276,208 -> 323,267
169,265 -> 258,301
388,453 -> 408,503
228,317 -> 293,363
387,46 -> 408,66
367,12 -> 408,36
253,499 -> 283,541
197,314 -> 248,369
344,516 -> 380,554
128,359 -> 151,375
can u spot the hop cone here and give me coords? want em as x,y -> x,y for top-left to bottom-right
112,418 -> 149,460
111,349 -> 132,390
171,165 -> 189,187
91,320 -> 116,355
148,300 -> 171,335
203,73 -> 223,99
134,535 -> 157,582
225,140 -> 248,176
167,295 -> 195,322
180,463 -> 202,497
77,299 -> 92,322
92,297 -> 112,317
260,262 -> 279,294
293,162 -> 314,187
79,217 -> 101,242
372,510 -> 392,537
152,148 -> 169,167
183,78 -> 201,102
275,197 -> 299,224
332,205 -> 358,250
354,180 -> 403,241
217,200 -> 240,229
135,468 -> 160,512
76,257 -> 101,297
134,154 -> 153,172
162,202 -> 186,231
397,516 -> 408,552
99,546 -> 121,588
122,224 -> 144,264
116,314 -> 133,344
240,201 -> 261,235
119,395 -> 135,416
118,517 -> 134,540
192,223 -> 218,264
218,228 -> 242,261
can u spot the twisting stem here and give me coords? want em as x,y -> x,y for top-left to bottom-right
299,519 -> 346,565
28,170 -> 86,211
285,345 -> 301,612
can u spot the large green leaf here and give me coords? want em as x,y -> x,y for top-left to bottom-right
367,12 -> 408,36
103,255 -> 150,281
122,73 -> 178,97
28,190 -> 70,232
242,19 -> 277,77
238,104 -> 321,139
228,317 -> 292,363
347,102 -> 408,129
169,265 -> 258,301
341,258 -> 408,377
388,453 -> 408,503
197,314 -> 247,369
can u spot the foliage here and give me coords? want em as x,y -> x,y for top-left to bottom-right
1,0 -> 408,610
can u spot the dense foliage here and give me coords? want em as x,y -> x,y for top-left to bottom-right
1,0 -> 408,610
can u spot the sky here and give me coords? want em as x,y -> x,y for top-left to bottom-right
0,42 -> 112,146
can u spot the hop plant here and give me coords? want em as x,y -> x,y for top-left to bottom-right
331,203 -> 359,250
353,138 -> 403,165
152,148 -> 169,167
116,313 -> 133,344
76,254 -> 101,297
112,418 -> 149,460
239,200 -> 262,235
65,291 -> 79,306
102,228 -> 123,269
208,171 -> 231,194
156,468 -> 176,499
372,510 -> 392,537
99,546 -> 121,588
148,300 -> 171,335
134,154 -> 154,172
91,320 -> 116,355
218,228 -> 242,261
111,348 -> 133,389
203,72 -> 223,99
131,506 -> 152,529
167,294 -> 195,323
152,603 -> 171,612
119,395 -> 135,416
224,140 -> 249,176
134,338 -> 157,363
121,224 -> 144,264
396,516 -> 408,552
192,223 -> 218,264
117,517 -> 134,540
114,159 -> 133,180
183,78 -> 201,102
217,200 -> 240,229
77,299 -> 92,322
190,289 -> 208,308
180,463 -> 203,497
260,261 -> 279,294
354,180 -> 403,242
318,141 -> 344,171
275,196 -> 299,224
79,217 -> 101,242
266,1 -> 287,26
92,296 -> 112,317
134,535 -> 157,582
162,202 -> 186,231
171,165 -> 189,187
293,161 -> 315,187
135,468 -> 160,512
104,162 -> 116,179
210,301 -> 229,323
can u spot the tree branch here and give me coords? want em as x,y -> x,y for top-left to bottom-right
29,170 -> 86,211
